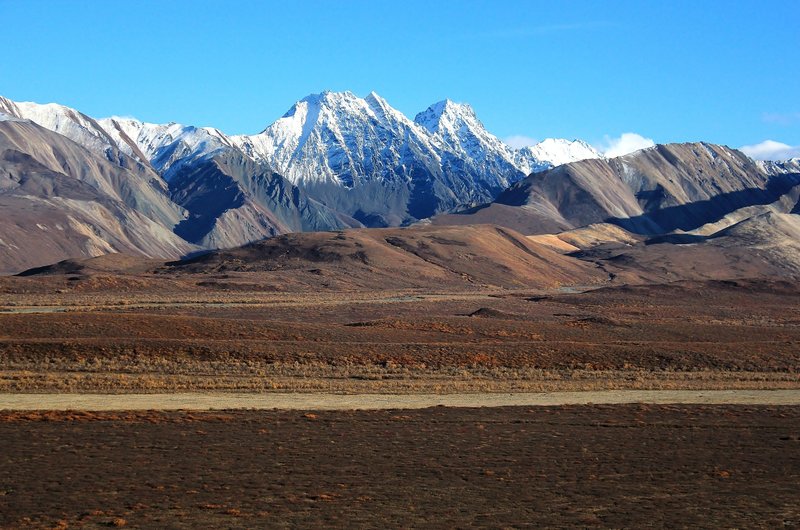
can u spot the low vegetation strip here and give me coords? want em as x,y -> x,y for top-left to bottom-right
2,389 -> 800,411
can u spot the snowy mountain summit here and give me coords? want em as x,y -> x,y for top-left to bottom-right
222,90 -> 606,224
516,138 -> 602,170
0,90 -> 606,229
413,98 -> 601,173
1,91 -> 602,191
231,90 -> 440,189
231,91 -> 603,188
414,99 -> 485,137
414,99 -> 524,190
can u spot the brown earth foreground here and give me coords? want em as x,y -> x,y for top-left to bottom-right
1,405 -> 798,528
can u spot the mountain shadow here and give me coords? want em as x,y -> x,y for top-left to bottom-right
608,173 -> 800,235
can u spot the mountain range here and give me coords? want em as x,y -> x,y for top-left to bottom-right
1,91 -> 799,280
0,91 -> 599,270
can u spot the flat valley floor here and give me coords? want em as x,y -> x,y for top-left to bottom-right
2,278 -> 800,393
1,276 -> 799,527
1,405 -> 799,529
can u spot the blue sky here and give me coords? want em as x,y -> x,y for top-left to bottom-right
1,0 -> 798,158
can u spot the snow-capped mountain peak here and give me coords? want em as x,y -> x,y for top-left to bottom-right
414,98 -> 602,175
0,96 -> 234,178
231,90 -> 437,189
415,99 -> 503,157
412,98 -> 527,192
515,138 -> 602,171
413,99 -> 479,135
363,91 -> 409,126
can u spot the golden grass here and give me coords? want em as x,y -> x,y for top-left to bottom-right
2,366 -> 798,394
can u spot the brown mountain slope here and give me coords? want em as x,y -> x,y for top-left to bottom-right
160,224 -> 608,290
168,150 -> 361,249
528,223 -> 643,253
17,212 -> 800,293
16,253 -> 167,278
0,120 -> 195,272
433,143 -> 800,236
565,212 -> 800,284
0,119 -> 184,227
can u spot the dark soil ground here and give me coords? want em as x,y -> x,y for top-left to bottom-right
1,405 -> 799,529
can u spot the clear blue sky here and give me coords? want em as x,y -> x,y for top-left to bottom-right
1,0 -> 798,153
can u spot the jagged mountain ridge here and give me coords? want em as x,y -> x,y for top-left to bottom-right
0,111 -> 186,229
0,96 -> 128,165
229,91 -> 600,225
1,92 -> 601,242
1,96 -> 364,249
2,92 -> 597,188
97,117 -> 236,179
2,92 -> 600,226
167,150 -> 360,247
232,91 -> 462,224
231,91 -> 598,187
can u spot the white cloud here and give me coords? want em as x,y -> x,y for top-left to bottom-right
596,132 -> 655,158
739,140 -> 800,161
504,135 -> 539,149
761,112 -> 800,125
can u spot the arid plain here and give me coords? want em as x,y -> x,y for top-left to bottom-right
2,225 -> 799,394
2,225 -> 800,528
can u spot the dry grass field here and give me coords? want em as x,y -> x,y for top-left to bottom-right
1,270 -> 798,393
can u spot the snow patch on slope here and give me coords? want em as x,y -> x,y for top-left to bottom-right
98,117 -> 235,179
516,138 -> 602,172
